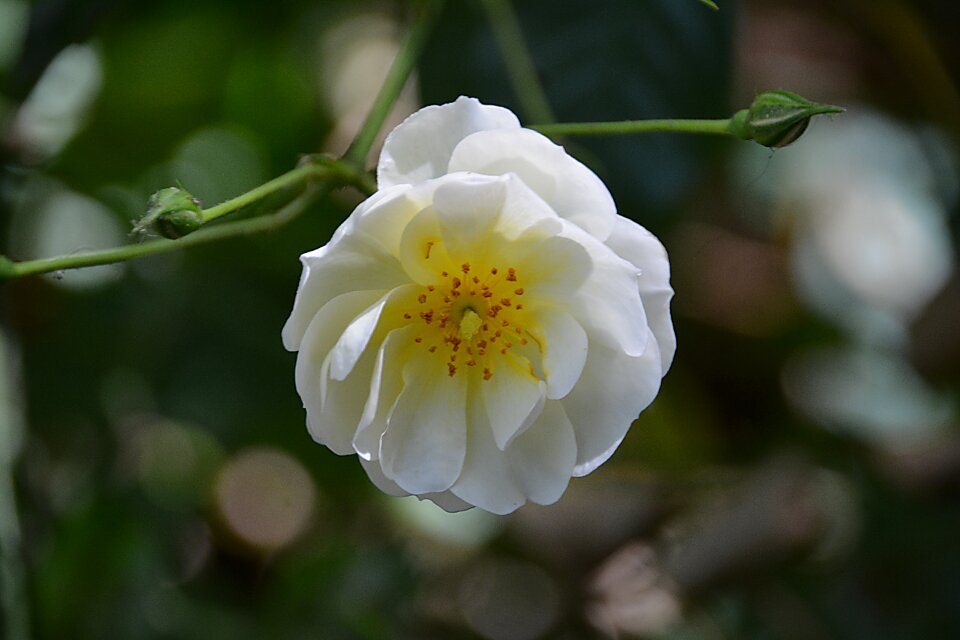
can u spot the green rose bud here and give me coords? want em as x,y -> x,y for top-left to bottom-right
134,187 -> 204,239
730,90 -> 844,148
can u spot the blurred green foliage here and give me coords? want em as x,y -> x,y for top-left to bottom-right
2,0 -> 960,639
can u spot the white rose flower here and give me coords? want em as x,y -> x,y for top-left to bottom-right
283,97 -> 675,514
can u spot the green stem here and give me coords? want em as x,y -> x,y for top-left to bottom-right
3,185 -> 326,280
0,0 -> 440,281
531,118 -> 734,138
1,155 -> 373,282
480,0 -> 556,124
200,156 -> 375,224
343,0 -> 445,168
198,163 -> 321,224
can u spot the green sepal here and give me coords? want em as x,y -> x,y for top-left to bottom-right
133,187 -> 204,239
729,90 -> 844,148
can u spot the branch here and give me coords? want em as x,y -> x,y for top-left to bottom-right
531,118 -> 733,138
1,0 -> 445,283
532,91 -> 843,148
2,181 -> 329,281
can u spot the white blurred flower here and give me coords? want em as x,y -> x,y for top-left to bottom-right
742,109 -> 955,345
283,97 -> 674,514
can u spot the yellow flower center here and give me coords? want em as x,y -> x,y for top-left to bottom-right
459,309 -> 483,341
401,258 -> 534,380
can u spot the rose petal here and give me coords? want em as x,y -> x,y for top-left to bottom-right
380,351 -> 469,494
296,290 -> 386,455
506,400 -> 577,505
378,96 -> 520,189
359,457 -> 409,497
431,174 -> 507,261
482,353 -> 546,450
420,491 -> 474,513
448,127 -> 617,240
603,215 -> 676,372
558,221 -> 649,357
561,333 -> 663,476
529,310 -> 588,400
282,232 -> 407,351
354,324 -> 416,460
450,389 -> 527,514
327,283 -> 420,382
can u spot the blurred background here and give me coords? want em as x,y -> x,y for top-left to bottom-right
1,0 -> 959,638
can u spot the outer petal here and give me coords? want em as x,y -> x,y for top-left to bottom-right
482,353 -> 546,450
359,457 -> 409,497
378,96 -> 520,189
448,127 -> 617,240
354,324 -> 417,460
506,400 -> 577,506
326,283 -> 420,383
450,383 -> 527,514
282,232 -> 407,351
603,216 -> 676,372
420,491 -> 474,512
295,290 -> 386,455
558,221 -> 649,357
561,333 -> 663,476
380,351 -> 469,494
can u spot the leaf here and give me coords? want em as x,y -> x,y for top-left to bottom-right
698,0 -> 719,10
